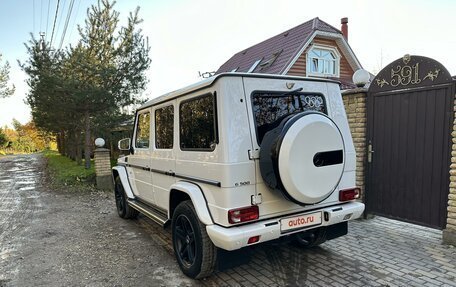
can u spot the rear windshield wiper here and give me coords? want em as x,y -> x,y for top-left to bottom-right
276,87 -> 303,97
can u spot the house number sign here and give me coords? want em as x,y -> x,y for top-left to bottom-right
390,63 -> 421,86
375,54 -> 441,88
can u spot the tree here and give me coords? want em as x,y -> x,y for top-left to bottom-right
21,38 -> 75,154
22,0 -> 150,168
71,0 -> 151,168
0,120 -> 51,153
0,53 -> 15,98
13,119 -> 49,151
0,128 -> 8,147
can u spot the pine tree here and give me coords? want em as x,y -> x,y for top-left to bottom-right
67,0 -> 150,168
22,0 -> 151,168
0,53 -> 15,98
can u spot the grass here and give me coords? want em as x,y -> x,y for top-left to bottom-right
0,149 -> 27,156
43,150 -> 96,185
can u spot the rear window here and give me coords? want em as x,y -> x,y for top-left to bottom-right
252,92 -> 327,144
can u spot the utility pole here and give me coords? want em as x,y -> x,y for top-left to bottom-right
39,32 -> 46,52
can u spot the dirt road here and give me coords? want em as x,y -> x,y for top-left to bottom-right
0,154 -> 195,287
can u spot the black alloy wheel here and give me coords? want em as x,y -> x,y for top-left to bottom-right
172,200 -> 217,279
115,177 -> 126,217
174,214 -> 197,268
115,178 -> 125,216
114,177 -> 138,219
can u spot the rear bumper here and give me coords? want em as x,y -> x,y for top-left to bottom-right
206,201 -> 364,251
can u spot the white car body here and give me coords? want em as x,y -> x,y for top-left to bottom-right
113,73 -> 364,277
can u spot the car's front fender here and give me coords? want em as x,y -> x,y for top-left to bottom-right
112,166 -> 135,199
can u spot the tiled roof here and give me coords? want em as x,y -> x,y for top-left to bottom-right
331,77 -> 357,90
215,17 -> 342,75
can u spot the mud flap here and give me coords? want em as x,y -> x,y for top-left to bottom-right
217,248 -> 253,271
326,221 -> 348,240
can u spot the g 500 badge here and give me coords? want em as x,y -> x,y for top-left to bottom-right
235,181 -> 250,187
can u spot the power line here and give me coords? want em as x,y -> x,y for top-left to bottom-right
39,0 -> 43,32
67,0 -> 81,44
58,0 -> 76,50
49,0 -> 60,47
45,0 -> 51,41
33,0 -> 35,34
53,0 -> 67,47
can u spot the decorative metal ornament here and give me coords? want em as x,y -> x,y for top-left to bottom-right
376,79 -> 389,88
368,55 -> 452,94
286,82 -> 295,89
423,69 -> 440,81
403,54 -> 411,65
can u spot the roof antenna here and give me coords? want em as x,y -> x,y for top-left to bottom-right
198,71 -> 215,79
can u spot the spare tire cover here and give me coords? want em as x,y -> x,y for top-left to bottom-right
260,112 -> 345,204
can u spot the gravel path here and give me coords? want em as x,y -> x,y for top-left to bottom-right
0,154 -> 196,287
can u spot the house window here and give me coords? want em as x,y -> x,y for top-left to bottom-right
307,46 -> 339,77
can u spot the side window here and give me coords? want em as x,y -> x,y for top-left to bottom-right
135,112 -> 150,148
179,94 -> 217,151
155,105 -> 174,149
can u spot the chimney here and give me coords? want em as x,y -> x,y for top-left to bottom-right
341,17 -> 348,41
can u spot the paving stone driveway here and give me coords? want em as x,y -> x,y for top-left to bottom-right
142,215 -> 456,286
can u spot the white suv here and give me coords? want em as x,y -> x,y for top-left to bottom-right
113,73 -> 365,278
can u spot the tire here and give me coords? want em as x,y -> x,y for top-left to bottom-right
172,200 -> 217,279
114,177 -> 139,219
294,227 -> 327,248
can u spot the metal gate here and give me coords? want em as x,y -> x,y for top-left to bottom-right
366,55 -> 454,229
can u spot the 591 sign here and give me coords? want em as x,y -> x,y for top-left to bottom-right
375,55 -> 441,89
390,63 -> 421,87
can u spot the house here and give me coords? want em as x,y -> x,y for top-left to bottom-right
216,17 -> 362,89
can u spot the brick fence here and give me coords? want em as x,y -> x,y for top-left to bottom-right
342,88 -> 367,200
94,148 -> 113,190
443,97 -> 456,245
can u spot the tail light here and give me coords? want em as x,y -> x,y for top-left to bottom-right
247,236 -> 260,244
228,205 -> 259,224
339,188 -> 360,202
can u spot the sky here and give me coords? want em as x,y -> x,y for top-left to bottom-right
1,0 -> 455,128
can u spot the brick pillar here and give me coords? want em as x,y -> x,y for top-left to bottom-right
443,96 -> 456,245
342,88 -> 368,200
94,148 -> 113,190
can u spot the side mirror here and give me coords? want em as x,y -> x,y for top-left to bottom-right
118,138 -> 131,151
